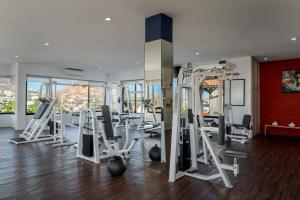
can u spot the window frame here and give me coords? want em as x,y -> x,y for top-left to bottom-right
25,75 -> 51,115
88,81 -> 107,111
0,76 -> 15,114
121,80 -> 144,114
25,75 -> 106,115
201,79 -> 225,118
146,84 -> 162,114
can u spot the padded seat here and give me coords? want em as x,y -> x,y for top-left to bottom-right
33,103 -> 49,119
72,112 -> 80,117
9,138 -> 26,142
230,133 -> 248,137
153,123 -> 161,127
96,116 -> 104,120
112,119 -> 119,122
129,116 -> 141,119
231,115 -> 251,130
145,129 -> 161,134
224,150 -> 249,159
107,135 -> 122,141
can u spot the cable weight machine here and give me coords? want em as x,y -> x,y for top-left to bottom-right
169,61 -> 248,188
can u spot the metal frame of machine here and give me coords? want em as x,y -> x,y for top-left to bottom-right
9,82 -> 59,144
169,61 -> 246,188
76,107 -> 138,164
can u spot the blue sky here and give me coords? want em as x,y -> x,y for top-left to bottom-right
28,82 -> 66,91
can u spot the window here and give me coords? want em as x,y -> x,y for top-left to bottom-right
135,83 -> 143,113
26,76 -> 50,114
201,79 -> 223,117
53,78 -> 89,112
121,80 -> 144,113
89,82 -> 106,110
146,81 -> 161,113
181,88 -> 188,115
26,76 -> 106,114
111,84 -> 119,112
0,77 -> 15,113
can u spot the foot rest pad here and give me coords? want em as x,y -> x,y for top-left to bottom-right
9,138 -> 26,142
229,133 -> 248,137
224,150 -> 249,159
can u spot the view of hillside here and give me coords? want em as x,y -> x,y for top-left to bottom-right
0,84 -> 15,113
26,84 -> 105,113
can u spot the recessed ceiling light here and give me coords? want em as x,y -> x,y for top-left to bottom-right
136,61 -> 140,65
99,67 -> 103,70
264,57 -> 269,61
195,52 -> 200,55
105,17 -> 112,22
291,37 -> 298,41
14,55 -> 19,58
43,42 -> 50,46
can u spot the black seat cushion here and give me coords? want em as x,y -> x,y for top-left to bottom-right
232,124 -> 248,129
101,105 -> 115,140
107,135 -> 122,141
33,103 -> 49,119
224,150 -> 249,159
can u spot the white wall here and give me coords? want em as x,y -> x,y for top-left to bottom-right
224,56 -> 252,124
110,69 -> 144,81
0,63 -> 12,75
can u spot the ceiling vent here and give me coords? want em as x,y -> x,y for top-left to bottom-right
64,68 -> 85,77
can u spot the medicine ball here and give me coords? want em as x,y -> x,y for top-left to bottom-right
107,156 -> 127,176
148,144 -> 161,162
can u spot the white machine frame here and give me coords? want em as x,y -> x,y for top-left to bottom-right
9,82 -> 59,144
45,101 -> 77,147
169,61 -> 244,188
136,98 -> 161,132
76,108 -> 138,164
224,104 -> 250,144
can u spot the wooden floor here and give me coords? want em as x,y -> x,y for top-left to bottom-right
1,128 -> 300,200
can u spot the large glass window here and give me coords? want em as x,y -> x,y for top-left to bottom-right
201,79 -> 223,117
111,84 -> 119,112
0,77 -> 15,113
121,80 -> 144,113
26,76 -> 106,114
26,77 -> 50,114
135,83 -> 143,113
89,82 -> 106,110
53,78 -> 89,112
146,82 -> 162,113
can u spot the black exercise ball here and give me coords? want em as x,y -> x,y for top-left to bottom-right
148,144 -> 161,162
107,156 -> 127,176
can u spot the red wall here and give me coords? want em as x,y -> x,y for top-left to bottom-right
260,58 -> 300,137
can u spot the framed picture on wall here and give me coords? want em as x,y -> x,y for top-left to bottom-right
230,79 -> 245,106
282,70 -> 300,93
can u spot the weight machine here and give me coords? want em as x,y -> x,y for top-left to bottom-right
77,105 -> 138,164
136,99 -> 161,133
169,61 -> 248,188
224,104 -> 249,144
45,98 -> 77,147
9,82 -> 59,144
114,84 -> 143,129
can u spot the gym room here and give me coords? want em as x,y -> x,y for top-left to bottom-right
0,1 -> 299,199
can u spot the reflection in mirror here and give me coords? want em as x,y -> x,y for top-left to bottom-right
143,39 -> 173,170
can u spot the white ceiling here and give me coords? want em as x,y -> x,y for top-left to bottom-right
0,0 -> 300,73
